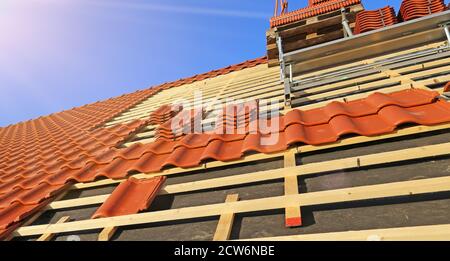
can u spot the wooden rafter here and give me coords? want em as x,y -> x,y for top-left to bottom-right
213,194 -> 239,241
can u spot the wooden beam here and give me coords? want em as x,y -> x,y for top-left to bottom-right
283,151 -> 302,227
242,224 -> 450,241
48,194 -> 109,209
213,194 -> 239,241
15,176 -> 450,237
48,141 -> 450,211
36,216 -> 71,241
383,69 -> 433,91
98,227 -> 118,241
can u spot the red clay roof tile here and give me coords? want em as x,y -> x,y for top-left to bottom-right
92,176 -> 166,219
0,199 -> 54,230
0,222 -> 21,241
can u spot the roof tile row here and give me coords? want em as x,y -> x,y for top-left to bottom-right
1,89 -> 445,193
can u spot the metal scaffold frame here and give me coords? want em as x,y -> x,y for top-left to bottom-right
277,9 -> 450,107
276,7 -> 356,107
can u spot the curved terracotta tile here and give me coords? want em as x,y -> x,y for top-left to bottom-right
200,140 -> 244,162
163,147 -> 204,168
380,101 -> 450,126
285,123 -> 337,145
0,203 -> 39,229
242,133 -> 288,154
143,139 -> 178,155
45,168 -> 82,186
0,200 -> 53,230
130,153 -> 171,173
283,90 -> 439,127
176,134 -> 211,149
0,183 -> 67,209
92,176 -> 166,219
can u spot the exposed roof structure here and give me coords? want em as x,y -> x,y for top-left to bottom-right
2,0 -> 450,241
0,57 -> 267,239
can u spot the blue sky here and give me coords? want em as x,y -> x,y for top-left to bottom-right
0,0 -> 404,127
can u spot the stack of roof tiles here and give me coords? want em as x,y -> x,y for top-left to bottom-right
0,57 -> 267,240
155,108 -> 206,140
399,0 -> 446,21
149,104 -> 183,126
214,101 -> 260,134
270,0 -> 361,28
308,0 -> 332,5
354,6 -> 398,34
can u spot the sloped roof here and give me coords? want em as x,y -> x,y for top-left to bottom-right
0,57 -> 267,239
